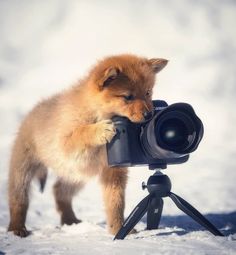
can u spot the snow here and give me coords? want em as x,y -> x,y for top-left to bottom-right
0,1 -> 236,254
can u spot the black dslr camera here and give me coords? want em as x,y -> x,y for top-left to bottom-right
106,100 -> 203,169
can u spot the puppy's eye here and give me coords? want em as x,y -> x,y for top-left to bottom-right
124,94 -> 135,101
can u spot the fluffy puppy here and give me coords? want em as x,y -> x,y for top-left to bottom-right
8,54 -> 168,237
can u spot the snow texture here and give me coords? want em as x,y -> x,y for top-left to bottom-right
0,1 -> 236,254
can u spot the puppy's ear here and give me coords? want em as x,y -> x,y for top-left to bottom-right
148,58 -> 168,73
100,67 -> 120,88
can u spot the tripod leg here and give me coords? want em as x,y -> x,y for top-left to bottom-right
169,192 -> 223,236
147,197 -> 163,230
114,195 -> 151,240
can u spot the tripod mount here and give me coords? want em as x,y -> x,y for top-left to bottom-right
114,169 -> 224,240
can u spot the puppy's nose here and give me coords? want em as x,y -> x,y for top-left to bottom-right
143,111 -> 153,120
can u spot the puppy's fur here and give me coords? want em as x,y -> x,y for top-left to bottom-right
8,54 -> 168,237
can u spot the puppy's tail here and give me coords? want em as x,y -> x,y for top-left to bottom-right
35,166 -> 48,193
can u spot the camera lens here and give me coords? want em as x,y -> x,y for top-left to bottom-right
155,111 -> 196,153
159,118 -> 188,147
140,103 -> 203,159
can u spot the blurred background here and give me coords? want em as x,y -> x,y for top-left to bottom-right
0,0 -> 235,229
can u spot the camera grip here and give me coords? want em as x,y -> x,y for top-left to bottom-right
106,117 -> 131,167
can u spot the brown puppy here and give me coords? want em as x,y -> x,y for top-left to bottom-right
8,54 -> 168,237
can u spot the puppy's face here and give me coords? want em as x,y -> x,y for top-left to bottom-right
90,55 -> 168,123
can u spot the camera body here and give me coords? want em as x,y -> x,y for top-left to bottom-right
106,100 -> 203,169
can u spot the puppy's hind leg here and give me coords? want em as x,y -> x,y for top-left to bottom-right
8,139 -> 39,237
53,179 -> 84,225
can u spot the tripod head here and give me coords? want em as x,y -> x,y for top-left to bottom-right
142,170 -> 171,197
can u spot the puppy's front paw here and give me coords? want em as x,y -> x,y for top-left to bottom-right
95,119 -> 116,145
8,225 -> 30,238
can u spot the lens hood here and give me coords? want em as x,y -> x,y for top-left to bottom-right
141,103 -> 204,159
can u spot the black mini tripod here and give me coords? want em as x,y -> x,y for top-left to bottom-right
114,169 -> 224,240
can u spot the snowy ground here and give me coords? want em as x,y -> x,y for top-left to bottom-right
0,1 -> 236,254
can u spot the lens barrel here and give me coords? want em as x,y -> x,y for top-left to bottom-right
141,103 -> 203,159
